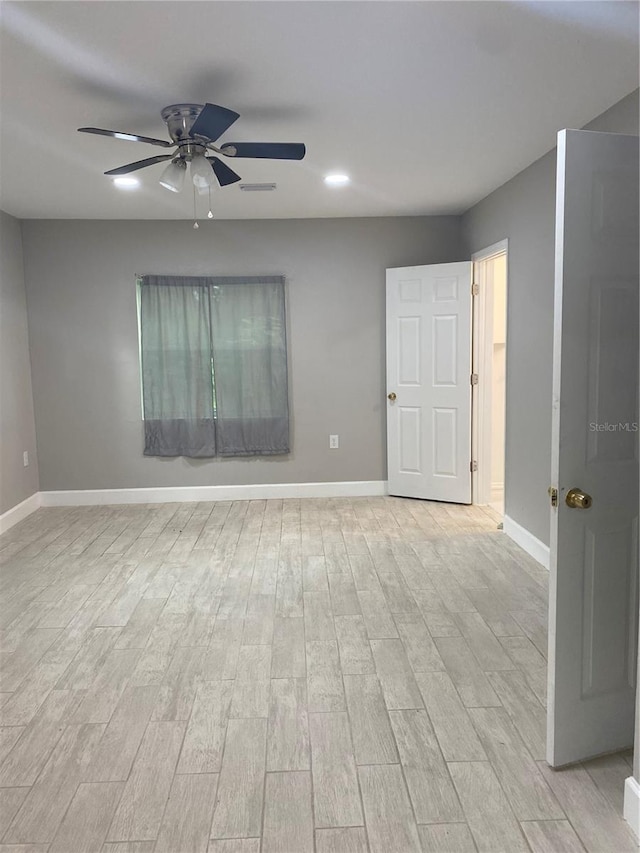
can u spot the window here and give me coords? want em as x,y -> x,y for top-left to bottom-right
139,275 -> 289,458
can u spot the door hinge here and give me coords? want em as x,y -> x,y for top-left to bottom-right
470,460 -> 478,472
470,373 -> 479,385
471,283 -> 480,296
548,486 -> 558,508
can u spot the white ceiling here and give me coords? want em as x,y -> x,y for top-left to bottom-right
0,1 -> 637,220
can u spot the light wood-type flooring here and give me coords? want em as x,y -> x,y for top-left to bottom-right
0,497 -> 635,853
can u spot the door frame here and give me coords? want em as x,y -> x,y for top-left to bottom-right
471,239 -> 509,507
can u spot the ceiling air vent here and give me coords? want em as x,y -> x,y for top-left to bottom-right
239,183 -> 277,192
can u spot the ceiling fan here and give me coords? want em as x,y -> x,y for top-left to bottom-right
78,102 -> 306,192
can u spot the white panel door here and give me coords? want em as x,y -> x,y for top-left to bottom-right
386,262 -> 472,503
548,130 -> 639,766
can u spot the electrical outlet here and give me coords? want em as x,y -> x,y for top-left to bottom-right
329,434 -> 339,449
23,451 -> 29,467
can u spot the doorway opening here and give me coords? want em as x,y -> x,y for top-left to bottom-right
472,240 -> 508,515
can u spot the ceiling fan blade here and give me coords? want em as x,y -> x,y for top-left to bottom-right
78,127 -> 174,148
221,142 -> 306,160
208,157 -> 242,187
190,103 -> 240,142
104,155 -> 174,176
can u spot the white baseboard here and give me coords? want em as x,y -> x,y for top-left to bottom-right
0,492 -> 41,534
40,480 -> 388,507
503,514 -> 550,569
624,776 -> 640,841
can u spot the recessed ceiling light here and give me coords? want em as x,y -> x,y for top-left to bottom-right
324,174 -> 350,186
112,176 -> 140,190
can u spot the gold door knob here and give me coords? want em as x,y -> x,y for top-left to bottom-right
565,488 -> 593,510
388,392 -> 397,401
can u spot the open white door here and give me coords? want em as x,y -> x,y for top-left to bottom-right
548,130 -> 639,767
386,262 -> 472,503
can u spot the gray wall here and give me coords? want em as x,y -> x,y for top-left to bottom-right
21,216 -> 463,491
0,211 -> 39,513
462,89 -> 639,546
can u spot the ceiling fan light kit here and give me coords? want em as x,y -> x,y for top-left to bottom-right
158,159 -> 186,193
79,102 -> 306,205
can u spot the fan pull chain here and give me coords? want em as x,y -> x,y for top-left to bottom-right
207,186 -> 214,219
192,185 -> 199,230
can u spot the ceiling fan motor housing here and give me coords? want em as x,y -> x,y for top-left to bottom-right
161,104 -> 206,144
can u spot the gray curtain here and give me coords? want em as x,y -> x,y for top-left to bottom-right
139,275 -> 288,458
210,277 -> 289,455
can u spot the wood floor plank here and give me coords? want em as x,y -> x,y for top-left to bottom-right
520,819 -> 587,853
357,590 -> 399,639
499,635 -> 547,673
468,707 -> 564,821
0,787 -> 29,838
315,827 -> 368,853
154,773 -> 218,853
49,781 -> 124,853
510,610 -> 548,657
208,840 -> 260,853
210,717 -> 267,839
262,770 -> 313,853
306,640 -> 345,712
236,644 -> 272,681
152,645 -> 206,721
275,565 -> 303,618
377,572 -> 420,615
0,628 -> 62,693
271,617 -> 305,678
448,761 -> 530,853
455,612 -> 516,671
389,708 -> 463,823
487,670 -> 546,760
394,613 -> 445,673
5,723 -> 106,843
309,711 -> 363,829
84,685 -> 159,782
0,726 -> 25,766
71,648 -> 141,724
537,761 -> 637,852
358,763 -> 422,853
334,615 -> 375,675
202,619 -> 243,681
267,678 -> 310,771
0,688 -> 83,787
242,594 -> 275,645
303,591 -> 336,641
0,634 -> 84,727
343,674 -> 398,765
418,823 -> 477,852
414,671 -> 486,762
177,680 -> 233,774
428,572 -> 477,614
302,555 -> 328,591
106,720 -> 186,842
348,554 -> 379,590
435,637 -> 502,707
412,594 -> 461,638
583,752 -> 630,816
327,573 -> 361,616
114,598 -> 166,650
55,626 -> 121,690
370,639 -> 423,709
128,613 -> 187,686
230,679 -> 270,718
